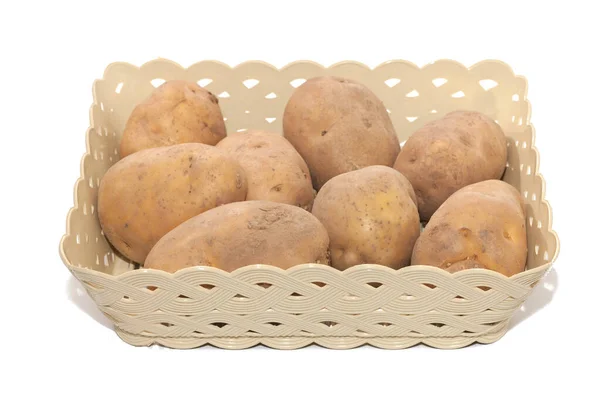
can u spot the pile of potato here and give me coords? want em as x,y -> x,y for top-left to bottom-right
98,77 -> 527,277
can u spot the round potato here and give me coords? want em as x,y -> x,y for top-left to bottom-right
98,143 -> 247,264
144,201 -> 330,273
411,180 -> 527,277
216,130 -> 315,210
311,166 -> 420,270
283,76 -> 400,190
394,110 -> 507,220
120,80 -> 226,158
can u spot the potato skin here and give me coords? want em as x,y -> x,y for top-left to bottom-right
120,80 -> 226,158
216,130 -> 315,210
311,166 -> 420,270
393,110 -> 507,220
98,143 -> 247,264
283,76 -> 400,190
411,180 -> 527,277
144,201 -> 330,273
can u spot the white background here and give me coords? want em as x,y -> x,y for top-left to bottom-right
1,1 -> 597,399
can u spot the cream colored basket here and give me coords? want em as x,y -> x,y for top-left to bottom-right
59,59 -> 559,349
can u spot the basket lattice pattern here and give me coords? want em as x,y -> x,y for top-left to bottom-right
59,59 -> 559,349
72,264 -> 548,349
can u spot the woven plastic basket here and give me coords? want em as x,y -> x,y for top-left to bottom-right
59,59 -> 559,349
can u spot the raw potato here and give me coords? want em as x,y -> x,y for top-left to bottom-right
120,80 -> 226,158
98,143 -> 247,264
144,201 -> 330,273
311,166 -> 420,270
216,130 -> 315,210
411,180 -> 527,276
283,76 -> 400,190
394,110 -> 507,220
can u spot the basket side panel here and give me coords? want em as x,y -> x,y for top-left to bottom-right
70,264 -> 547,349
506,127 -> 557,269
61,82 -> 135,274
94,60 -> 533,141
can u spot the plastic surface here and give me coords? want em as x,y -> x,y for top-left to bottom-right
59,59 -> 559,349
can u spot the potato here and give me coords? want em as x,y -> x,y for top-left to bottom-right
216,130 -> 315,210
120,80 -> 226,158
311,166 -> 420,270
283,76 -> 400,190
393,110 -> 507,220
411,180 -> 527,277
144,201 -> 330,273
98,143 -> 247,264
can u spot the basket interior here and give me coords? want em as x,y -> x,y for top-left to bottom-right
61,59 -> 558,276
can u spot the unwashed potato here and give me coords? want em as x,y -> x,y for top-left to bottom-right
120,80 -> 226,158
283,76 -> 400,190
98,143 -> 247,264
411,180 -> 527,277
216,130 -> 315,210
394,110 -> 507,220
311,166 -> 420,270
144,201 -> 330,273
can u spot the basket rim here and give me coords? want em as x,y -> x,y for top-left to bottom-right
61,257 -> 552,282
58,58 -> 560,280
98,57 -> 527,80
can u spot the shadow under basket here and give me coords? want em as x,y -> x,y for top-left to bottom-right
59,59 -> 560,350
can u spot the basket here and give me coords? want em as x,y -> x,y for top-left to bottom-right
59,59 -> 559,349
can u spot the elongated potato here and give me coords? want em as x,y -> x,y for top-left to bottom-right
120,80 -> 226,157
411,180 -> 527,276
283,76 -> 400,190
311,166 -> 420,270
144,201 -> 330,273
216,130 -> 315,210
98,143 -> 247,264
394,110 -> 507,220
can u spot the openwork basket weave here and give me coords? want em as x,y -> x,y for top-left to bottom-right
59,59 -> 559,349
